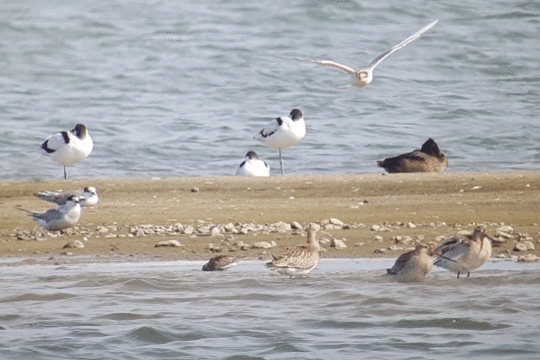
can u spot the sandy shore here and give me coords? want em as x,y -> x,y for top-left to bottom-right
1,171 -> 539,266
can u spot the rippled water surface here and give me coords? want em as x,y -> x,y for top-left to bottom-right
0,0 -> 539,180
1,259 -> 540,359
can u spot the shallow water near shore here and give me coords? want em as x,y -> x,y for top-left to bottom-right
1,258 -> 540,360
1,0 -> 539,181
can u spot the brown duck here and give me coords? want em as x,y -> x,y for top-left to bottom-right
377,138 -> 448,173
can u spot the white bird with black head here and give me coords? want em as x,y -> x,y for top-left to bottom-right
253,109 -> 305,175
40,124 -> 93,179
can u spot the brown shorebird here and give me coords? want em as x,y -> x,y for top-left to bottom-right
434,225 -> 494,278
377,138 -> 448,173
387,243 -> 439,282
202,255 -> 245,271
266,225 -> 320,277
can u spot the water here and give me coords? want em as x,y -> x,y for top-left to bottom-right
1,258 -> 540,359
0,0 -> 539,180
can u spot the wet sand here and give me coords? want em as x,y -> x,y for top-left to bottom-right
1,171 -> 539,266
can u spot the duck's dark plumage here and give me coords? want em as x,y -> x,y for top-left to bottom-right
377,138 -> 448,173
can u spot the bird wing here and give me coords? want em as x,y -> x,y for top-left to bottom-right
41,132 -> 70,152
32,206 -> 67,221
268,245 -> 319,269
387,251 -> 414,274
257,118 -> 282,138
300,59 -> 356,74
277,55 -> 356,74
367,19 -> 438,70
435,236 -> 468,260
34,191 -> 75,205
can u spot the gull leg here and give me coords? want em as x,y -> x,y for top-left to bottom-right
467,272 -> 470,278
457,271 -> 460,279
64,166 -> 68,180
279,149 -> 284,176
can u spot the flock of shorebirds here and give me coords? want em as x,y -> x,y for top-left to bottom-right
35,19 -> 444,181
22,19 -> 475,282
203,224 -> 494,283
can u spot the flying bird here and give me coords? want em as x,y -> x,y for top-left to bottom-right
284,20 -> 438,87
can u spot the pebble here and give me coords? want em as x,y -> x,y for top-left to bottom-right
331,239 -> 347,250
252,241 -> 273,249
518,254 -> 539,263
233,241 -> 251,250
329,218 -> 344,227
63,240 -> 84,249
497,225 -> 514,233
154,240 -> 183,248
374,248 -> 386,254
514,243 -> 529,252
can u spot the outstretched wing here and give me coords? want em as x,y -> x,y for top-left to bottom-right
277,55 -> 356,74
367,19 -> 438,70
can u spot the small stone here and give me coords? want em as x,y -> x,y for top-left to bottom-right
497,225 -> 514,233
388,245 -> 403,251
518,254 -> 539,263
373,235 -> 384,243
371,225 -> 381,232
234,241 -> 251,250
524,241 -> 535,250
154,240 -> 183,248
355,242 -> 364,247
329,218 -> 344,227
291,221 -> 303,230
211,228 -> 223,237
183,226 -> 195,235
191,187 -> 199,193
253,241 -> 272,249
63,240 -> 84,249
96,226 -> 108,234
407,222 -> 416,228
514,243 -> 528,252
374,248 -> 386,254
319,238 -> 330,245
496,231 -> 514,239
331,239 -> 347,250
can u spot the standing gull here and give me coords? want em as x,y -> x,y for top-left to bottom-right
202,255 -> 245,271
235,151 -> 270,177
434,225 -> 494,278
20,195 -> 84,231
40,124 -> 93,180
387,243 -> 455,283
284,19 -> 438,87
34,186 -> 100,207
253,109 -> 305,175
266,225 -> 320,277
377,138 -> 448,173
